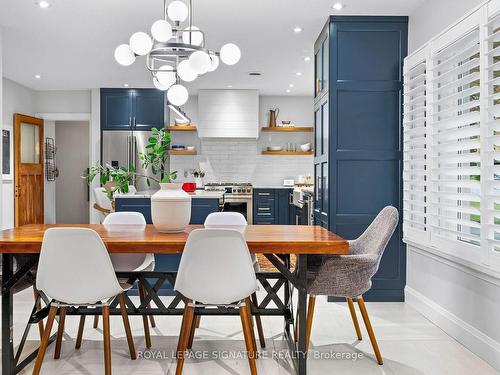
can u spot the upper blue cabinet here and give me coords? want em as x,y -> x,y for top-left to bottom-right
101,88 -> 164,131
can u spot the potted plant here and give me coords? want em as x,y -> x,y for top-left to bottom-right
84,127 -> 191,232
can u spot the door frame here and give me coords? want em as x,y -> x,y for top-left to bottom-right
14,113 -> 44,227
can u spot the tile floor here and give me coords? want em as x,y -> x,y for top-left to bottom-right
1,289 -> 498,375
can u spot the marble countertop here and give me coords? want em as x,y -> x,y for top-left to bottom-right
115,190 -> 224,199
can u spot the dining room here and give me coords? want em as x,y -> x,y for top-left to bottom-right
1,1 -> 500,375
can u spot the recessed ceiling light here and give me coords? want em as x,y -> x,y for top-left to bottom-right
304,56 -> 311,62
293,27 -> 303,33
296,72 -> 302,76
123,83 -> 129,87
289,83 -> 295,88
286,89 -> 291,93
34,74 -> 41,79
38,1 -> 50,9
332,2 -> 344,10
248,71 -> 262,76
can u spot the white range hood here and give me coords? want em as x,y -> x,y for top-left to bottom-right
197,89 -> 259,138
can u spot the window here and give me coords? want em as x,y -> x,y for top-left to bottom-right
403,5 -> 500,271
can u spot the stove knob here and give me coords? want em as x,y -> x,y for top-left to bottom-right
247,188 -> 251,193
237,188 -> 242,193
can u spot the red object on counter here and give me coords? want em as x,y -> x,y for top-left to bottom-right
182,182 -> 196,192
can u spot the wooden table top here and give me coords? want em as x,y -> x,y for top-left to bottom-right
0,224 -> 349,255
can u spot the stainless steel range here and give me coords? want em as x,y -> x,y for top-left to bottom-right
205,183 -> 253,223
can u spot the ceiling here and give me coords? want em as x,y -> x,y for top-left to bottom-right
0,0 -> 425,95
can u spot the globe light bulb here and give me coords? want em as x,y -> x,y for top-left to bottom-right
189,50 -> 211,75
156,65 -> 176,87
167,1 -> 189,22
151,20 -> 172,42
153,77 -> 171,91
167,84 -> 189,106
220,43 -> 241,65
177,60 -> 197,82
129,32 -> 153,56
208,54 -> 219,72
182,26 -> 203,46
114,44 -> 136,66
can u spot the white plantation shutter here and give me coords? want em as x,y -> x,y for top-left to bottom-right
430,26 -> 481,256
403,54 -> 429,243
484,11 -> 500,268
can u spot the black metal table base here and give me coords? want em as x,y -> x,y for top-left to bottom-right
1,253 -> 309,375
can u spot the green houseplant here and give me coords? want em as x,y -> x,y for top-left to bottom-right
83,127 -> 177,200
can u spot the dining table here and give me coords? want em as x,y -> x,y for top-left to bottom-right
0,224 -> 349,375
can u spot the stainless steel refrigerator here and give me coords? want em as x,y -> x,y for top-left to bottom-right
102,130 -> 160,192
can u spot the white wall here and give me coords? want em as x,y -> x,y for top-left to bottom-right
170,95 -> 314,185
36,90 -> 91,113
407,1 -> 500,370
409,0 -> 483,52
1,78 -> 37,229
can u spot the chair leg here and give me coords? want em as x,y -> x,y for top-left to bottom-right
250,292 -> 266,348
32,305 -> 58,375
187,313 -> 197,350
118,293 -> 137,360
54,307 -> 67,359
102,305 -> 112,375
148,313 -> 156,328
240,299 -> 257,375
346,297 -> 362,340
357,296 -> 383,365
138,283 -> 152,349
75,316 -> 86,349
195,315 -> 201,328
33,287 -> 45,341
93,315 -> 99,329
294,302 -> 299,343
305,295 -> 316,351
176,301 -> 195,375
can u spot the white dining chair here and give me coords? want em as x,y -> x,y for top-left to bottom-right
89,212 -> 156,348
174,228 -> 259,375
203,212 -> 265,348
93,187 -> 113,222
33,228 -> 136,375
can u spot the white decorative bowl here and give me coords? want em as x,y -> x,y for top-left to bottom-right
300,143 -> 311,152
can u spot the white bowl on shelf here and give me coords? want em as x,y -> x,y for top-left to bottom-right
300,143 -> 311,152
267,146 -> 284,151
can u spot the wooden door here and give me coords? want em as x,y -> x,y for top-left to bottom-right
14,114 -> 44,227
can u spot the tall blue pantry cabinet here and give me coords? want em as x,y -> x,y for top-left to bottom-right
314,16 -> 408,301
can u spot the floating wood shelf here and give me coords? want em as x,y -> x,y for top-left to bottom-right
261,150 -> 313,155
261,127 -> 313,132
167,125 -> 197,131
168,150 -> 197,155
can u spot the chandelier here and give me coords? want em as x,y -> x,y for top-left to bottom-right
114,0 -> 241,106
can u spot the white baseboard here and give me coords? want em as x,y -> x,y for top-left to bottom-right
405,286 -> 500,371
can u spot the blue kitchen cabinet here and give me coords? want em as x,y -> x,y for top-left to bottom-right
114,196 -> 220,294
101,88 -> 164,131
315,16 -> 408,302
253,188 -> 292,225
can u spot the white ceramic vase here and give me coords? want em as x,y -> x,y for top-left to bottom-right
151,183 -> 192,233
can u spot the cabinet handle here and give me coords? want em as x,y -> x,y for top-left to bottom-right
258,192 -> 270,196
133,117 -> 136,128
289,192 -> 293,205
258,213 -> 272,216
258,207 -> 270,211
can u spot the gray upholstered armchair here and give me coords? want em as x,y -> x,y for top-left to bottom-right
302,206 -> 399,365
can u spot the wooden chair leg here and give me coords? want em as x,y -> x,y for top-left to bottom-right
195,315 -> 201,328
118,293 -> 137,360
305,295 -> 316,351
138,283 -> 152,349
33,287 -> 45,341
176,301 -> 195,375
240,299 -> 257,375
347,297 -> 362,340
32,305 -> 58,375
102,305 -> 112,375
250,292 -> 266,348
187,313 -> 197,350
357,296 -> 383,365
93,314 -> 99,329
75,316 -> 86,349
54,307 -> 67,359
148,313 -> 156,328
